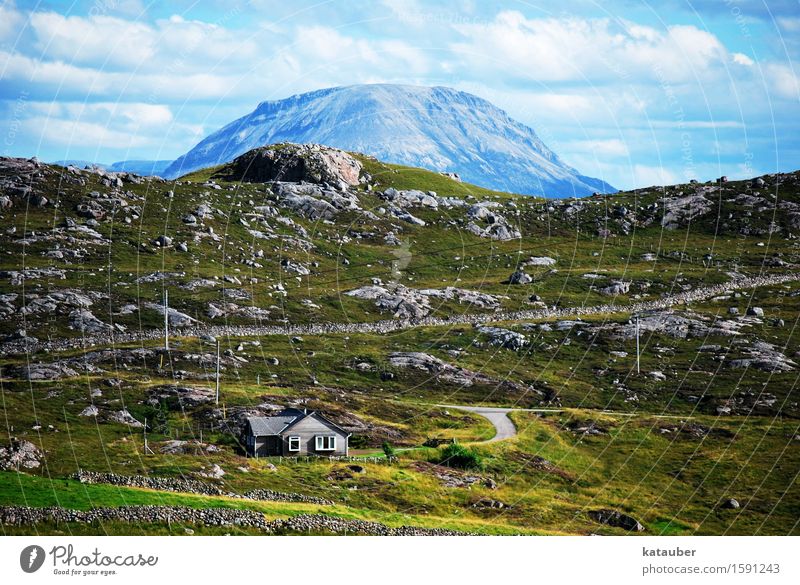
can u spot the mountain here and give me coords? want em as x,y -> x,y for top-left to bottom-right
52,159 -> 171,176
163,84 -> 614,197
107,160 -> 172,175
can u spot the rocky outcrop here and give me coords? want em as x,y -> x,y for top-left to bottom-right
386,352 -> 544,400
601,310 -> 745,340
508,270 -> 533,285
144,303 -> 198,327
68,309 -> 112,334
346,284 -> 500,320
147,385 -> 215,407
661,192 -> 713,229
0,440 -> 42,470
108,410 -> 144,428
728,341 -> 796,372
222,143 -> 362,186
272,182 -> 362,220
588,509 -> 645,532
411,461 -> 496,489
598,281 -> 630,296
476,326 -> 529,350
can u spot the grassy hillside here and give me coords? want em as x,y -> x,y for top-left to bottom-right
1,151 -> 799,535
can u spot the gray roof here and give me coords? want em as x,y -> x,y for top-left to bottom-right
246,410 -> 350,437
246,415 -> 300,436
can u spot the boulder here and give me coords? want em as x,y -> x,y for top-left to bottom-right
223,143 -> 362,186
599,281 -> 630,296
0,439 -> 42,470
588,509 -> 645,532
477,326 -> 529,350
508,270 -> 532,285
68,309 -> 112,334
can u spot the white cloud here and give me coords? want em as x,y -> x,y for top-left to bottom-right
0,1 -> 23,43
776,17 -> 800,33
28,10 -> 264,73
766,64 -> 800,100
733,52 -> 754,66
564,138 -> 630,157
632,163 -> 679,186
451,12 -> 733,84
17,100 -> 202,155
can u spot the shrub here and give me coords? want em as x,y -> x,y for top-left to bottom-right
438,443 -> 483,470
349,435 -> 369,449
382,441 -> 397,461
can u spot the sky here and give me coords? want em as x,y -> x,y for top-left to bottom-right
0,0 -> 798,190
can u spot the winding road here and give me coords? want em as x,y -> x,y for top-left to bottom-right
446,405 -> 519,442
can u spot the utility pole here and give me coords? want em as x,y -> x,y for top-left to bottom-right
143,417 -> 153,454
635,316 -> 641,374
164,289 -> 169,351
215,340 -> 221,405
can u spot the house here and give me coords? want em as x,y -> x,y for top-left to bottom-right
244,409 -> 351,457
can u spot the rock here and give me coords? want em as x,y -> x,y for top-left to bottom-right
661,192 -> 713,229
17,362 -> 79,380
145,303 -> 199,327
727,341 -> 795,372
224,143 -> 362,186
345,284 -> 430,320
386,352 -> 534,394
588,509 -> 645,532
79,405 -> 99,417
108,410 -> 144,428
148,385 -> 215,407
721,498 -> 740,509
0,440 -> 42,470
473,498 -> 507,509
599,281 -> 630,296
68,309 -> 112,334
508,270 -> 532,285
601,310 -> 743,340
524,256 -> 556,267
476,326 -> 529,350
199,463 -> 226,479
746,307 -> 764,317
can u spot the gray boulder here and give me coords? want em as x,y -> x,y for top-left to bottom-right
588,509 -> 645,532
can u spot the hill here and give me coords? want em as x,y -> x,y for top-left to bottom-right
0,146 -> 799,536
163,84 -> 614,197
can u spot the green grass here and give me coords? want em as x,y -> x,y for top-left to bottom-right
1,157 -> 799,535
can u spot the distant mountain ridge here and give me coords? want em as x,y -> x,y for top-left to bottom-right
52,159 -> 171,176
164,84 -> 613,197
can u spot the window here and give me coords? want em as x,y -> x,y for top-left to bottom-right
288,436 -> 301,452
315,435 -> 336,451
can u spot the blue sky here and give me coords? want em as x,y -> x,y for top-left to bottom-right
1,0 -> 798,189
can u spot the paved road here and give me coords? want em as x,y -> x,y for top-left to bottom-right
441,405 -> 522,442
439,404 -> 695,443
